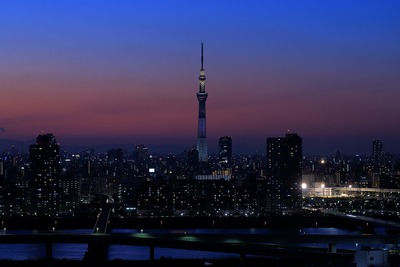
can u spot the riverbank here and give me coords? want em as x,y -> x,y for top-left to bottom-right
0,256 -> 357,267
0,212 -> 370,231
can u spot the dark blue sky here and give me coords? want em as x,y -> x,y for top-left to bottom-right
0,0 -> 399,155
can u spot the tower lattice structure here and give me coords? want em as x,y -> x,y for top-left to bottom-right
196,43 -> 208,162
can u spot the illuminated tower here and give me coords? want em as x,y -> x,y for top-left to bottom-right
196,43 -> 208,162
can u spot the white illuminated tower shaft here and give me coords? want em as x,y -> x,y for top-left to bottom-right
196,43 -> 208,162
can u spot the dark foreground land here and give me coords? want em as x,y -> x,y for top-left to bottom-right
0,257 -> 359,267
0,211 -> 374,231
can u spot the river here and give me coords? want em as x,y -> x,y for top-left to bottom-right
0,227 -> 396,261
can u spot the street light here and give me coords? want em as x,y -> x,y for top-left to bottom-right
301,183 -> 307,197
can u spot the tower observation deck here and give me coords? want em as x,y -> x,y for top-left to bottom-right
196,43 -> 208,162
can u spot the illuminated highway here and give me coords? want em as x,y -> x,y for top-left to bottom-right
320,208 -> 400,230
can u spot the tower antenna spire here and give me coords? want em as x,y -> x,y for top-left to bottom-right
201,42 -> 204,69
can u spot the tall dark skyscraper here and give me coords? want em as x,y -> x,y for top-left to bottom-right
135,144 -> 148,162
29,133 -> 61,216
372,139 -> 384,166
219,136 -> 232,165
266,133 -> 302,215
196,43 -> 208,162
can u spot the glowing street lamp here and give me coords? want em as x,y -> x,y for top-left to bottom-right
301,183 -> 307,198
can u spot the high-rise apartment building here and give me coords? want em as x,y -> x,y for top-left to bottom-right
372,139 -> 384,166
29,133 -> 61,216
187,146 -> 199,166
134,144 -> 149,173
196,43 -> 208,162
218,136 -> 232,165
266,133 -> 302,215
135,144 -> 148,162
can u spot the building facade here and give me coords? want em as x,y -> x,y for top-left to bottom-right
266,133 -> 302,215
372,139 -> 384,166
218,136 -> 232,165
29,133 -> 61,216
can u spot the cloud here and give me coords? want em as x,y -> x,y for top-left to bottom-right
0,127 -> 5,132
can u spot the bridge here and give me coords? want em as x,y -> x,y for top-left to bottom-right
83,206 -> 112,261
92,206 -> 112,234
0,230 -> 400,262
1,209 -> 400,263
319,208 -> 400,235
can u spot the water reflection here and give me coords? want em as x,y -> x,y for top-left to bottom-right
0,227 -> 394,261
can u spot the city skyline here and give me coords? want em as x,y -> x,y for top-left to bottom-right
1,1 -> 400,155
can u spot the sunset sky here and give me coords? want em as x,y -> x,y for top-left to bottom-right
1,1 -> 399,155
